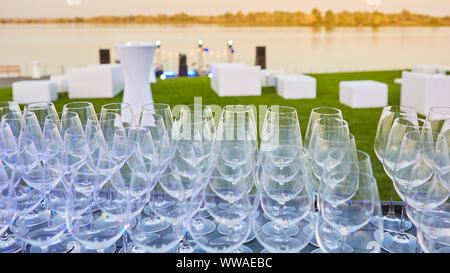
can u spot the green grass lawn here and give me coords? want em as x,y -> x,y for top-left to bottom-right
0,70 -> 404,200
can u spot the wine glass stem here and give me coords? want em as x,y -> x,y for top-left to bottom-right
122,233 -> 128,253
340,234 -> 347,253
387,188 -> 396,218
397,185 -> 411,239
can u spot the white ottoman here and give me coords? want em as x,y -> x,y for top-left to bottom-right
12,80 -> 58,104
50,74 -> 69,93
400,71 -> 450,116
68,64 -> 124,99
339,80 -> 388,108
276,75 -> 316,99
210,63 -> 261,97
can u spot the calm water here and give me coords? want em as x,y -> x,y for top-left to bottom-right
1,24 -> 449,75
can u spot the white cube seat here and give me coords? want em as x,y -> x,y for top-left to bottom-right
12,80 -> 57,104
339,80 -> 388,108
210,63 -> 261,97
400,71 -> 450,116
276,74 -> 316,99
68,64 -> 124,99
50,74 -> 69,93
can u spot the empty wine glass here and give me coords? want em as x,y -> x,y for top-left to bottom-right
24,102 -> 58,130
101,102 -> 135,128
257,147 -> 315,252
374,105 -> 417,233
0,162 -> 22,253
141,103 -> 174,139
137,111 -> 174,234
0,101 -> 21,117
417,177 -> 449,253
62,102 -> 97,131
427,107 -> 450,142
377,119 -> 433,253
178,104 -> 216,136
304,107 -> 343,149
138,166 -> 197,253
320,171 -> 377,252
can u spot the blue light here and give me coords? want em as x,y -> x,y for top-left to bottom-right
204,48 -> 209,52
187,70 -> 196,77
163,71 -> 176,78
231,49 -> 235,54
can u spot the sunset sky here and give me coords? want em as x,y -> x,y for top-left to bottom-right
1,0 -> 449,18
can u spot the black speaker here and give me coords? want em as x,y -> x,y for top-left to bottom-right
178,53 -> 187,77
255,46 -> 266,69
99,49 -> 110,64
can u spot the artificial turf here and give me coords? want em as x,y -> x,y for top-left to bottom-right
0,70 -> 404,200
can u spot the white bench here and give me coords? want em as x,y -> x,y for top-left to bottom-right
12,80 -> 58,104
210,63 -> 261,97
68,64 -> 124,99
339,80 -> 388,109
401,71 -> 450,116
276,74 -> 316,99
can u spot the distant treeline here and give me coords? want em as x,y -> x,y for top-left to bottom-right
2,9 -> 450,27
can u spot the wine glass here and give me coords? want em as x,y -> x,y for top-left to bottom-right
24,102 -> 58,130
257,147 -> 315,252
357,150 -> 373,176
427,107 -> 450,142
374,105 -> 417,232
173,108 -> 216,252
260,115 -> 302,150
304,107 -> 343,149
417,176 -> 449,253
178,104 -> 216,136
137,111 -> 174,234
320,171 -> 377,252
141,103 -> 174,139
0,160 -> 22,253
0,101 -> 22,117
101,102 -> 135,128
10,112 -> 67,251
67,162 -> 123,253
62,102 -> 97,131
137,166 -> 197,253
261,106 -> 301,147
377,118 -> 433,253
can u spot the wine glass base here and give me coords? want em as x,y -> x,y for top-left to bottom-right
310,248 -> 324,253
21,211 -> 48,227
217,222 -> 248,236
382,216 -> 413,232
264,236 -> 302,251
77,244 -> 117,253
0,236 -> 22,253
374,229 -> 417,253
29,240 -> 76,253
119,242 -> 150,253
235,245 -> 253,253
262,221 -> 299,237
140,217 -> 171,234
190,218 -> 216,236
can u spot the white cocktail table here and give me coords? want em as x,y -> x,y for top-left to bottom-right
115,42 -> 157,114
